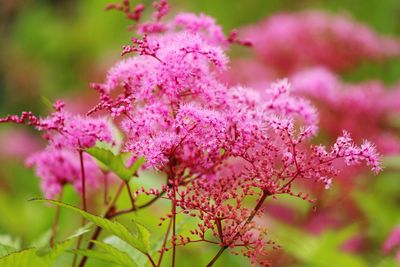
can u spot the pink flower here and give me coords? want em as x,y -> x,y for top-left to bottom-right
0,100 -> 113,150
0,3 -> 385,265
26,146 -> 102,198
244,11 -> 400,74
291,67 -> 400,155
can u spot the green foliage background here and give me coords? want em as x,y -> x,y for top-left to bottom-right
0,0 -> 400,266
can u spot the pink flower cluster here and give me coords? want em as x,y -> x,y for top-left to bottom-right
291,67 -> 400,154
0,2 -> 384,265
0,100 -> 113,197
26,147 -> 101,198
244,11 -> 400,74
86,4 -> 381,263
224,9 -> 400,258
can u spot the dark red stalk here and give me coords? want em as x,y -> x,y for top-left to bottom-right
79,149 -> 87,212
125,181 -> 137,211
103,171 -> 109,205
206,190 -> 270,267
50,190 -> 63,247
78,181 -> 125,267
171,176 -> 177,267
157,219 -> 172,267
72,149 -> 88,267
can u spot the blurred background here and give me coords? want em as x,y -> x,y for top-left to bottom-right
0,0 -> 400,266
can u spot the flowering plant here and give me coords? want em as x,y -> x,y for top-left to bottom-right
0,1 -> 382,267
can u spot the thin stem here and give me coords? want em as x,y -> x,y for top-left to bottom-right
145,253 -> 157,267
78,149 -> 87,212
77,227 -> 102,267
206,190 -> 270,267
216,219 -> 224,243
73,149 -> 88,267
108,187 -> 168,218
50,190 -> 63,247
125,181 -> 136,211
78,182 -> 125,267
103,172 -> 109,205
77,174 -> 178,266
171,177 -> 177,267
206,246 -> 228,267
157,219 -> 172,267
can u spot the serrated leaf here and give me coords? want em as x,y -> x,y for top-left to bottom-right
71,240 -> 138,267
103,236 -> 147,265
0,239 -> 73,267
74,240 -> 138,267
40,239 -> 74,264
32,199 -> 150,254
0,244 -> 16,258
86,147 -> 145,181
0,248 -> 43,267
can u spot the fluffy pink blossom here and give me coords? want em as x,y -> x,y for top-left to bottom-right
0,100 -> 113,198
1,100 -> 112,150
0,2 -> 384,265
87,8 -> 382,262
244,11 -> 400,74
26,146 -> 102,198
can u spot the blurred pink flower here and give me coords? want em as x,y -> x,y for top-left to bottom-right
383,226 -> 400,262
0,128 -> 41,159
26,146 -> 102,198
291,67 -> 400,155
244,11 -> 400,74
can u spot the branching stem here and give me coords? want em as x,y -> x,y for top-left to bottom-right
206,190 -> 270,267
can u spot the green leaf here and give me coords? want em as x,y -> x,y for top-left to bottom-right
67,223 -> 93,240
32,199 -> 150,254
41,96 -> 55,110
0,244 -> 16,258
0,235 -> 21,250
273,224 -> 367,267
103,236 -> 147,266
0,248 -> 43,267
0,239 -> 73,267
86,147 -> 145,181
40,239 -> 74,265
71,241 -> 138,267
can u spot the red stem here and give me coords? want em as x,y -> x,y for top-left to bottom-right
78,182 -> 125,267
72,149 -> 88,267
79,149 -> 87,212
171,177 -> 177,267
206,190 -> 270,267
50,190 -> 63,247
156,219 -> 172,267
